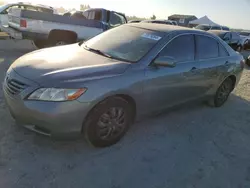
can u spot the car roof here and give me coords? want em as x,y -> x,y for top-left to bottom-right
127,23 -> 208,35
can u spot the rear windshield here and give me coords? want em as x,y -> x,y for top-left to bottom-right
83,25 -> 165,62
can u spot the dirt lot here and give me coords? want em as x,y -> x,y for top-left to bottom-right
0,51 -> 250,188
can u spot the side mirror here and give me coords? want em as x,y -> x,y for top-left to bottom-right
153,56 -> 176,68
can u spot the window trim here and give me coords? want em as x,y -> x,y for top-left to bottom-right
149,32 -> 229,66
157,34 -> 195,64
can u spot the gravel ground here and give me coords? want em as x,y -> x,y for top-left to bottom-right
0,51 -> 250,188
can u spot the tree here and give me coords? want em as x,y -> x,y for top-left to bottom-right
80,4 -> 90,11
56,7 -> 67,14
151,14 -> 156,20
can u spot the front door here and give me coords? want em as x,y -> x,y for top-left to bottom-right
144,34 -> 204,112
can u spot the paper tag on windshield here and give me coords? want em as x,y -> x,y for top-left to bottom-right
141,33 -> 162,41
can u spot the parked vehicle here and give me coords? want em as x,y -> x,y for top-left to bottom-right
128,20 -> 141,23
0,2 -> 56,27
141,19 -> 173,25
239,31 -> 250,49
1,8 -> 127,48
3,23 -> 244,147
208,30 -> 244,52
195,24 -> 229,31
168,20 -> 178,25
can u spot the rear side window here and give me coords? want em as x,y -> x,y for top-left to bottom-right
231,32 -> 240,40
219,43 -> 229,57
159,35 -> 195,62
196,35 -> 219,59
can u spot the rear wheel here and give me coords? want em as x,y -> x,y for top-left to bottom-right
208,78 -> 233,107
83,97 -> 133,147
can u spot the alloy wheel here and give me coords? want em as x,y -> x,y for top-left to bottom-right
97,107 -> 126,140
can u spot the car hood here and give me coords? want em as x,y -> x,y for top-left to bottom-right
11,44 -> 130,84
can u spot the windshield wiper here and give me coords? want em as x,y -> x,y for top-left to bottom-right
83,44 -> 112,58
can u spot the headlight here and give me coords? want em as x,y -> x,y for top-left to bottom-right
28,88 -> 87,101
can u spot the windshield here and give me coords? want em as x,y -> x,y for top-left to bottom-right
83,25 -> 165,62
195,25 -> 211,31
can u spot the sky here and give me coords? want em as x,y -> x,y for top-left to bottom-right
3,0 -> 250,29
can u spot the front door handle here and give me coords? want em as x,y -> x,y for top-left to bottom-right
225,61 -> 230,65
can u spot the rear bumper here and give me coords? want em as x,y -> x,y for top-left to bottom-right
1,25 -> 48,40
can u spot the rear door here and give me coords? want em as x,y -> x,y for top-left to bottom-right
195,34 -> 228,95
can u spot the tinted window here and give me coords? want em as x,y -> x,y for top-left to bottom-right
196,35 -> 219,59
159,35 -> 195,62
231,32 -> 240,40
219,43 -> 229,57
222,26 -> 229,31
109,12 -> 126,27
240,32 -> 250,36
211,26 -> 221,30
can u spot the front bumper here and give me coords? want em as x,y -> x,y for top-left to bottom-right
3,70 -> 91,138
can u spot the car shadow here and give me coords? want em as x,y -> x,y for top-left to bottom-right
1,94 -> 250,188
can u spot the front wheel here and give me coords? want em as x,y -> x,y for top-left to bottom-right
208,78 -> 233,107
83,97 -> 133,147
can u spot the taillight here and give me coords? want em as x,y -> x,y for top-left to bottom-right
20,19 -> 27,28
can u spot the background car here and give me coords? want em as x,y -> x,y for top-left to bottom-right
141,19 -> 173,25
209,30 -> 244,52
168,20 -> 178,25
0,2 -> 56,27
195,24 -> 230,31
239,31 -> 250,49
3,24 -> 244,147
128,20 -> 141,23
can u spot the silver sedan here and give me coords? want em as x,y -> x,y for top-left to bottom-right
3,23 -> 244,147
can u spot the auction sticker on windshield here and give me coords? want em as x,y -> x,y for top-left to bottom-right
141,33 -> 162,41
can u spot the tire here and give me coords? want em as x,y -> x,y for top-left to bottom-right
208,78 -> 233,107
83,97 -> 133,147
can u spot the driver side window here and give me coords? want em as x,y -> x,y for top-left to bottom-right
159,34 -> 195,63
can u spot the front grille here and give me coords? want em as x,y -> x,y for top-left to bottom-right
5,78 -> 27,95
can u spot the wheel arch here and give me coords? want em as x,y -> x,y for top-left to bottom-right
48,29 -> 78,42
82,93 -> 137,132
